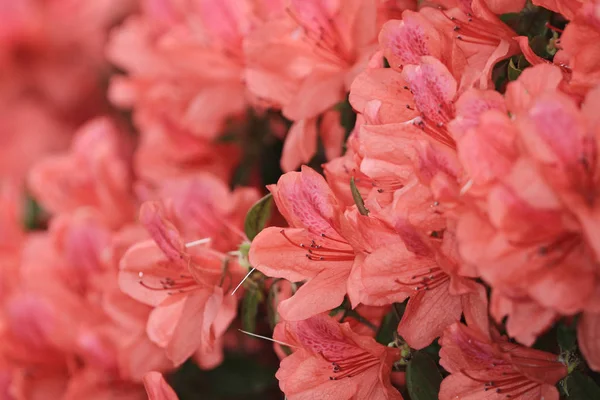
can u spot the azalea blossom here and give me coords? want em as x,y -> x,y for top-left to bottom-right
439,322 -> 567,400
153,173 -> 260,252
107,0 -> 283,184
352,201 -> 488,348
249,166 -> 358,320
454,68 -> 600,345
3,0 -> 600,397
249,165 -> 414,321
119,201 -> 244,367
28,117 -> 136,229
245,0 -> 412,171
273,314 -> 403,399
0,0 -> 136,184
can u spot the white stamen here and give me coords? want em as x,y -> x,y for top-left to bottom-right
404,116 -> 423,126
185,238 -> 211,248
238,329 -> 299,348
459,179 -> 473,196
230,267 -> 255,296
138,271 -> 144,278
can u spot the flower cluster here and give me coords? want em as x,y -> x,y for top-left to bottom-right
1,0 -> 600,399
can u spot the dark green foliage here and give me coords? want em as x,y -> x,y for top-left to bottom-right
22,195 -> 46,231
376,303 -> 405,345
169,356 -> 280,400
406,351 -> 443,400
564,371 -> 600,399
241,287 -> 264,333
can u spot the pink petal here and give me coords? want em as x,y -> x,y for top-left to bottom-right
398,281 -> 462,349
379,11 -> 444,71
139,202 -> 186,264
147,297 -> 185,348
269,166 -> 345,238
167,287 -> 224,366
578,311 -> 600,371
505,64 -> 563,114
249,227 -> 325,282
402,56 -> 457,125
143,372 -> 179,400
319,110 -> 346,161
359,245 -> 428,305
278,268 -> 350,321
490,293 -> 557,346
460,283 -> 490,335
281,118 -> 318,172
349,68 -> 418,124
119,240 -> 178,306
282,68 -> 345,121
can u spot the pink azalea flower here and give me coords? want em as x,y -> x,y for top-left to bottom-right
107,0 -> 279,184
119,202 -> 244,367
154,173 -> 260,252
249,166 -> 357,320
354,209 -> 488,348
439,322 -> 567,400
28,118 -> 136,228
450,67 -> 600,347
273,314 -> 403,399
245,0 -> 410,171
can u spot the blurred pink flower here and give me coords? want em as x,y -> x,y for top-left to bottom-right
28,118 -> 136,228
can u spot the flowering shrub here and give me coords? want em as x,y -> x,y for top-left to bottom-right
1,0 -> 600,399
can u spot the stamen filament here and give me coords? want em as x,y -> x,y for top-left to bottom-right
231,267 -> 255,296
185,238 -> 212,248
238,329 -> 299,348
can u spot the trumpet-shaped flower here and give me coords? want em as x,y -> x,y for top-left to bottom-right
274,314 -> 403,399
119,202 -> 243,367
439,322 -> 567,400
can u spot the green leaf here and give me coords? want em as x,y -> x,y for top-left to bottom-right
244,193 -> 273,241
376,304 -> 403,345
241,288 -> 263,333
335,97 -> 357,136
492,59 -> 509,91
517,54 -> 531,70
214,132 -> 239,143
530,35 -> 549,58
557,321 -> 577,352
565,371 -> 600,399
350,177 -> 369,216
503,3 -> 551,38
169,355 -> 279,399
406,351 -> 443,400
23,195 -> 44,231
508,58 -> 522,81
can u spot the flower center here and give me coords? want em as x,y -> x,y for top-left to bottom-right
441,10 -> 513,47
327,351 -> 380,380
186,204 -> 246,245
280,229 -> 355,262
462,370 -> 542,398
138,271 -> 199,295
395,267 -> 450,291
287,5 -> 354,66
411,116 -> 456,149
